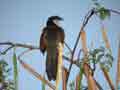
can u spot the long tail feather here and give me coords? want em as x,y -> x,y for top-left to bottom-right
46,47 -> 58,81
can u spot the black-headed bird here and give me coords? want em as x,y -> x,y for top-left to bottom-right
40,16 -> 65,81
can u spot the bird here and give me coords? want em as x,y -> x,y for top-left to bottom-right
39,16 -> 65,81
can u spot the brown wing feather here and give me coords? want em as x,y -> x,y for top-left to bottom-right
59,28 -> 65,44
40,28 -> 47,55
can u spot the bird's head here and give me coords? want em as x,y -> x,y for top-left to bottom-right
47,16 -> 63,27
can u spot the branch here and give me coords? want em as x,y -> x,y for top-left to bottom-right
18,58 -> 56,90
66,8 -> 95,83
0,41 -> 103,90
0,42 -> 56,89
64,42 -> 72,54
17,49 -> 56,90
63,55 -> 103,90
101,66 -> 115,90
0,41 -> 74,65
0,41 -> 73,90
0,41 -> 71,55
108,9 -> 120,15
83,63 -> 97,90
0,42 -> 39,50
0,45 -> 14,55
63,55 -> 78,65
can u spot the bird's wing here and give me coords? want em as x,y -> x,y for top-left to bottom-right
40,28 -> 47,54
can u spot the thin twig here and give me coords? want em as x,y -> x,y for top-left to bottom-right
18,49 -> 32,58
0,41 -> 74,65
83,63 -> 97,90
63,55 -> 79,65
64,42 -> 72,54
0,42 -> 39,49
0,45 -> 14,55
66,8 -> 95,83
101,67 -> 115,90
94,80 -> 103,90
116,40 -> 120,89
0,41 -> 71,54
18,58 -> 56,90
0,45 -> 56,90
17,49 -> 56,90
0,41 -> 103,90
77,49 -> 83,61
108,9 -> 120,15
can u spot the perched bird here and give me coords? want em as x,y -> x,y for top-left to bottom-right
40,16 -> 65,81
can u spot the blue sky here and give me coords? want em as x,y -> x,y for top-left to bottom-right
0,0 -> 120,90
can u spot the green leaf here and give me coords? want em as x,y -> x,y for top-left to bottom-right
90,48 -> 104,57
97,53 -> 104,63
98,7 -> 111,20
79,66 -> 84,90
42,82 -> 45,90
69,81 -> 75,90
42,76 -> 45,90
12,50 -> 18,90
105,54 -> 114,62
0,59 -> 14,90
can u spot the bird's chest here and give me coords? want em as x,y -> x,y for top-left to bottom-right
46,30 -> 60,44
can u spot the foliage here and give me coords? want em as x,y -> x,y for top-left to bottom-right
42,81 -> 45,90
69,46 -> 114,90
78,65 -> 84,90
88,47 -> 113,71
92,0 -> 111,20
0,59 -> 14,90
69,80 -> 75,90
97,7 -> 111,20
42,75 -> 46,90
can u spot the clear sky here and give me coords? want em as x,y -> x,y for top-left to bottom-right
0,0 -> 120,90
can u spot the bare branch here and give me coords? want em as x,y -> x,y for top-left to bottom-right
63,55 -> 79,66
83,63 -> 97,90
67,8 -> 95,83
101,66 -> 115,90
62,67 -> 68,90
0,42 -> 39,50
0,46 -> 14,55
63,55 -> 103,90
18,58 -> 56,90
17,50 -> 56,90
0,41 -> 74,64
0,41 -> 103,90
77,49 -> 83,61
64,42 -> 72,54
108,9 -> 120,15
0,42 -> 56,89
0,41 -> 71,54
18,49 -> 32,58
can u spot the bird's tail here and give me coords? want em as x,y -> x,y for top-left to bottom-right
46,47 -> 58,81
